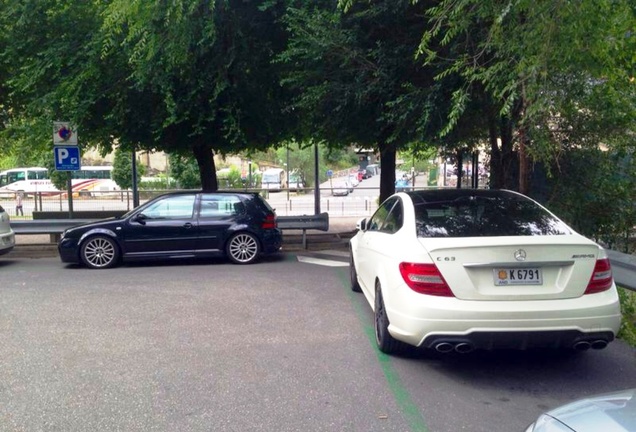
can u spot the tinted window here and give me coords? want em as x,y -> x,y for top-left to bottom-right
142,195 -> 195,219
414,194 -> 571,237
199,194 -> 243,218
367,197 -> 397,232
381,200 -> 403,233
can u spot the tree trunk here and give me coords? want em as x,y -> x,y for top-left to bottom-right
193,143 -> 218,191
378,143 -> 396,204
499,116 -> 516,190
518,125 -> 530,195
456,149 -> 463,189
489,116 -> 502,189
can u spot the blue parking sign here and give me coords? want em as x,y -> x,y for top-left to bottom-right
54,145 -> 81,171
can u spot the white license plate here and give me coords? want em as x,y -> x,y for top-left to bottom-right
493,268 -> 543,286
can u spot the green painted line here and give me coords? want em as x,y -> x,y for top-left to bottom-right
337,268 -> 430,432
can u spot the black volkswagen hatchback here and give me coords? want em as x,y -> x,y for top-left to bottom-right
58,191 -> 282,269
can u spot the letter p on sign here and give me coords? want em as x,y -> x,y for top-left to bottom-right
57,147 -> 69,162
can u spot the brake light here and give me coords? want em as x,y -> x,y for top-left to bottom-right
585,258 -> 613,294
399,262 -> 454,297
262,214 -> 277,229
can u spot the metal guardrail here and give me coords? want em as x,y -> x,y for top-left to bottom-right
276,212 -> 330,249
12,213 -> 332,250
605,250 -> 636,292
10,218 -> 636,288
11,219 -> 97,242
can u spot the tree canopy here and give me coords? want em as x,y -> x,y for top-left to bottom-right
0,0 -> 633,238
0,0 -> 294,190
279,0 -> 443,202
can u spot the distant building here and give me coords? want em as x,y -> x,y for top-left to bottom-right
354,148 -> 378,169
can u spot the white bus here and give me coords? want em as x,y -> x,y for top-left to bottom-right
0,166 -> 120,194
261,168 -> 287,191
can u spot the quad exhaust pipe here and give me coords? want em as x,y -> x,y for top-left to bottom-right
433,338 -> 610,353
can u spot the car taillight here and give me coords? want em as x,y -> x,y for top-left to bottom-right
584,258 -> 613,294
262,214 -> 277,229
399,262 -> 454,297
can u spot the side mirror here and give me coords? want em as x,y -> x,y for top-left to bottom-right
133,213 -> 147,225
356,218 -> 367,231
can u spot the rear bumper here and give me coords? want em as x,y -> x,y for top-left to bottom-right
0,231 -> 15,255
386,289 -> 622,350
261,229 -> 282,254
421,330 -> 616,352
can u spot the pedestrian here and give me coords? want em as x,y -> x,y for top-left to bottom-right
15,191 -> 23,216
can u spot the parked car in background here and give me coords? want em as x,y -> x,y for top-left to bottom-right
288,173 -> 305,191
395,178 -> 410,192
348,174 -> 360,188
525,388 -> 636,432
58,191 -> 282,269
366,164 -> 380,177
349,188 -> 621,355
0,204 -> 15,256
331,180 -> 351,196
358,169 -> 371,179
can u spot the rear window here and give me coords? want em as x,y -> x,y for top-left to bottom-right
251,194 -> 275,213
414,195 -> 571,237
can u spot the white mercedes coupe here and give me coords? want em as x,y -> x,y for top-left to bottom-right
349,189 -> 622,355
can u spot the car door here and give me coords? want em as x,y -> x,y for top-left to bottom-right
357,197 -> 400,292
195,193 -> 243,253
121,193 -> 199,258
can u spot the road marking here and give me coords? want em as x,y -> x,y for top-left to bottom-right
296,256 -> 349,267
336,268 -> 431,432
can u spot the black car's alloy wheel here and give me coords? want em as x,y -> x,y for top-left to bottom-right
374,282 -> 407,354
350,253 -> 362,292
80,235 -> 120,269
226,232 -> 260,264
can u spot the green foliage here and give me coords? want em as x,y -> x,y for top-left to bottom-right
280,0 -> 441,201
544,148 -> 636,251
138,175 -> 177,191
217,166 -> 250,189
112,147 -> 146,190
39,156 -> 68,192
0,116 -> 51,169
0,0 -> 294,191
168,154 -> 201,190
419,0 -> 636,166
250,141 -> 359,187
618,288 -> 636,347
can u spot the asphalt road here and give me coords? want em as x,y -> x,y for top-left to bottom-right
1,254 -> 635,432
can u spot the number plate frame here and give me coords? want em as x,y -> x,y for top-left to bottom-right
493,268 -> 543,286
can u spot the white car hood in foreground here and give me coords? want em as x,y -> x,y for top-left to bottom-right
527,389 -> 636,432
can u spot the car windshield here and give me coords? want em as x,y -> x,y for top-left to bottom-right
413,194 -> 571,237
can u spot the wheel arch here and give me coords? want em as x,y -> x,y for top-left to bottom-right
78,229 -> 121,258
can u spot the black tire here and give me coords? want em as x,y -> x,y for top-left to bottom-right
350,253 -> 362,293
80,235 -> 120,269
374,282 -> 408,354
226,232 -> 261,264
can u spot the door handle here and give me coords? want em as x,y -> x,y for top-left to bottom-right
183,223 -> 193,229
